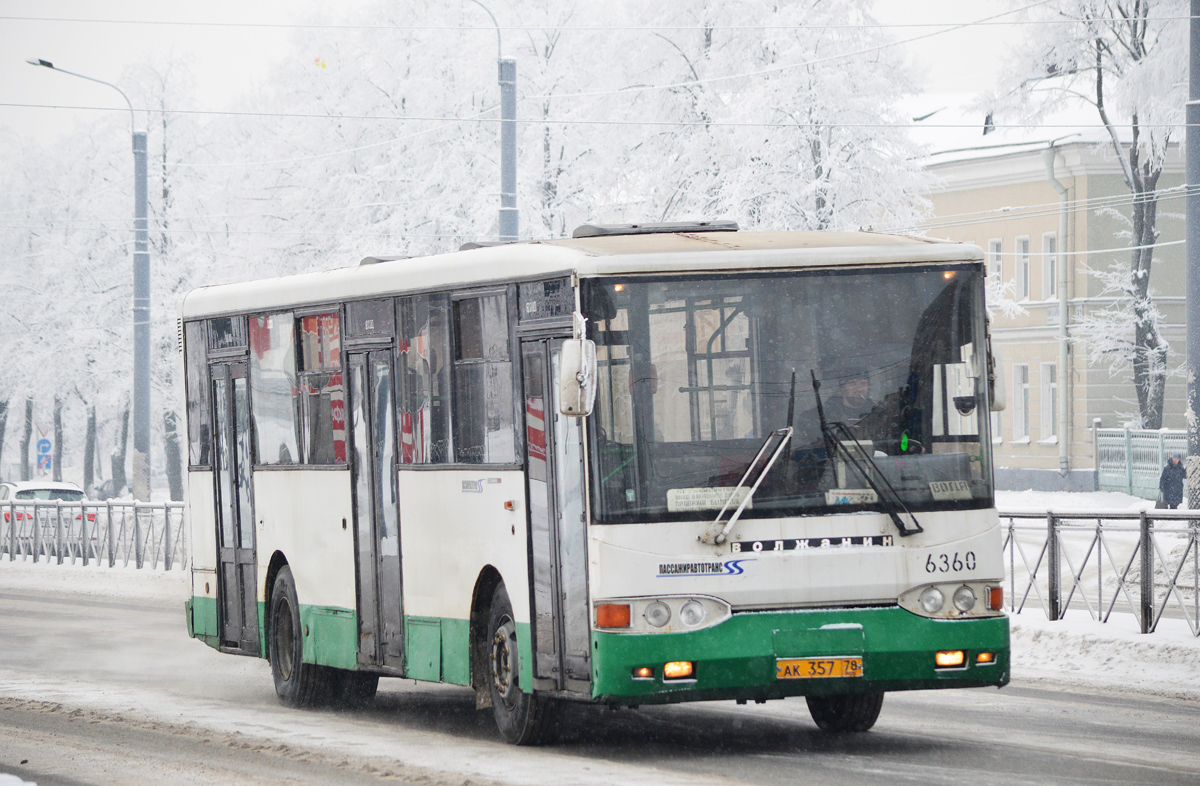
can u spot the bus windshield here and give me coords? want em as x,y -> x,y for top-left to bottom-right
583,265 -> 993,524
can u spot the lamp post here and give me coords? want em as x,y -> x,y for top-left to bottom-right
465,0 -> 518,241
1186,0 -> 1200,508
26,58 -> 151,501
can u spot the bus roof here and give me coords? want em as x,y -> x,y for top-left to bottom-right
181,230 -> 982,319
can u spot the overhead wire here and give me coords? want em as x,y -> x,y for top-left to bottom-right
8,182 -> 1190,236
884,185 -> 1198,235
2,101 -> 1192,131
514,0 -> 1059,102
0,12 -> 1188,31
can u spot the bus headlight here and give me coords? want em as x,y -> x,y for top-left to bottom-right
919,586 -> 945,614
644,601 -> 671,628
679,600 -> 707,626
899,582 -> 1005,619
952,585 -> 976,612
593,596 -> 730,633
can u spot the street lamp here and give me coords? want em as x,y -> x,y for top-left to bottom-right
464,0 -> 518,242
26,58 -> 151,501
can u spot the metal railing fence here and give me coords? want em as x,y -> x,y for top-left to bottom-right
1002,510 -> 1200,636
3,499 -> 1197,638
0,500 -> 186,570
1096,427 -> 1186,499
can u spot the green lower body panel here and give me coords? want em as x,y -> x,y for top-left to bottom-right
187,596 -> 220,650
301,605 -> 358,670
592,607 -> 1009,705
402,616 -> 473,685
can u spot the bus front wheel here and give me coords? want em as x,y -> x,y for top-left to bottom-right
486,585 -> 557,744
806,692 -> 884,732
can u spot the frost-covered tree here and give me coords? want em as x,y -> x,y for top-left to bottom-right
987,0 -> 1186,428
613,0 -> 928,230
0,0 -> 933,490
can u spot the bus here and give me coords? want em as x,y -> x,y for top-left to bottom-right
182,223 -> 1009,744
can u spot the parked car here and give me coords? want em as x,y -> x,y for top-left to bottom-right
0,481 -> 96,557
0,480 -> 88,504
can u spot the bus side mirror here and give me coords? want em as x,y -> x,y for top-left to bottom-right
560,339 -> 597,417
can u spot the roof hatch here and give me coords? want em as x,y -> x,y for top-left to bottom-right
571,220 -> 739,238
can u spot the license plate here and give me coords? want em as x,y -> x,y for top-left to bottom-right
776,657 -> 863,679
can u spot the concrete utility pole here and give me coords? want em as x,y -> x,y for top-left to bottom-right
26,59 -> 151,501
1188,1 -> 1200,507
466,0 -> 518,242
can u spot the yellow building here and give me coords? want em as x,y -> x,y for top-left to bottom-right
919,140 -> 1185,491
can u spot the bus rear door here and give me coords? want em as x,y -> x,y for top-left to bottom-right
348,350 -> 404,671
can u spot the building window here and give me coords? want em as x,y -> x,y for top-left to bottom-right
991,409 -> 1003,445
1042,233 -> 1058,300
1016,236 -> 1031,301
452,292 -> 515,464
249,313 -> 299,465
1013,364 -> 1030,440
987,239 -> 1003,282
1040,363 -> 1058,442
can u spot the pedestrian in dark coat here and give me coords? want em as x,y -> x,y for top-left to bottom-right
1159,454 -> 1186,509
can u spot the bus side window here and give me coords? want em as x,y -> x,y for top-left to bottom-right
398,294 -> 452,464
184,321 -> 212,467
297,313 -> 345,465
248,312 -> 300,465
452,293 -> 515,464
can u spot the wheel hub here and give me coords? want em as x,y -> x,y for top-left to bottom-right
276,598 -> 295,681
490,617 -> 518,708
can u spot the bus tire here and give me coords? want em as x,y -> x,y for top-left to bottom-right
806,692 -> 884,732
269,566 -> 333,707
486,584 -> 557,745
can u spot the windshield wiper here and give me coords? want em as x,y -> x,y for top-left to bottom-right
811,371 -> 923,537
701,426 -> 793,547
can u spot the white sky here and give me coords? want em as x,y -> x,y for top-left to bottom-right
0,0 -> 1019,145
0,0 -> 368,142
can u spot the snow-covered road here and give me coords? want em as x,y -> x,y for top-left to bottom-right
0,548 -> 1198,785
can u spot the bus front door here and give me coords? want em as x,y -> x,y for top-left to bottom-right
521,339 -> 590,692
348,351 -> 404,671
212,361 -> 259,654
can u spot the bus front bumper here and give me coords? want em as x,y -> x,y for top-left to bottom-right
591,606 -> 1009,704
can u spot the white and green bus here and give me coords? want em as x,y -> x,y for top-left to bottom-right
183,224 -> 1009,744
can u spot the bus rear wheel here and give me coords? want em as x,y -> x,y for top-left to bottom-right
486,585 -> 557,745
270,565 -> 336,707
806,692 -> 884,732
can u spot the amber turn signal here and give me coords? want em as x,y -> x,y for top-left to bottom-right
632,666 -> 654,679
663,661 -> 694,680
987,586 -> 1004,611
976,651 -> 996,664
935,650 -> 965,668
595,603 -> 632,628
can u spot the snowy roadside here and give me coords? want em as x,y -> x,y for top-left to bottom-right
995,488 -> 1200,701
0,555 -> 188,606
2,495 -> 1198,706
2,487 -> 1197,696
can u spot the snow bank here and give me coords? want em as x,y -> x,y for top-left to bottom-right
1010,611 -> 1200,699
996,488 -> 1158,513
0,555 -> 186,605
